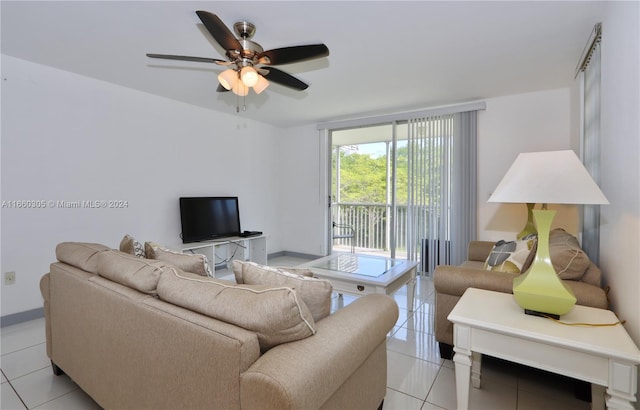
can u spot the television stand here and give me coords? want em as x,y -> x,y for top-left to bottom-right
239,230 -> 263,238
178,234 -> 267,277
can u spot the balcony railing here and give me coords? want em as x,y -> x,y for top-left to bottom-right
332,202 -> 408,252
333,202 -> 453,274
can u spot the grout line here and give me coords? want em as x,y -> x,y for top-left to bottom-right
4,364 -> 52,383
387,347 -> 444,368
1,341 -> 47,358
30,388 -> 83,410
422,362 -> 447,407
13,368 -> 82,409
3,376 -> 29,410
386,386 -> 430,404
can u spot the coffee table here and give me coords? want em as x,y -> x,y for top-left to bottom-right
297,253 -> 418,311
448,288 -> 640,410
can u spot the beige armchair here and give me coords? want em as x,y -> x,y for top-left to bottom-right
433,230 -> 609,360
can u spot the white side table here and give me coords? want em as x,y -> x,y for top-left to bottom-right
448,288 -> 640,410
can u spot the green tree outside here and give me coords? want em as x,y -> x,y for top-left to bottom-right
332,144 -> 409,205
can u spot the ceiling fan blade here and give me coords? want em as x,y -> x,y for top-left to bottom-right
261,67 -> 308,91
257,44 -> 329,65
217,84 -> 230,92
146,53 -> 229,64
196,11 -> 243,52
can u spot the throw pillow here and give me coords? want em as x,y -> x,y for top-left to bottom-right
97,251 -> 170,295
145,242 -> 212,277
549,228 -> 591,281
233,261 -> 333,322
143,241 -> 163,256
55,242 -> 111,274
157,267 -> 316,352
484,234 -> 537,274
119,234 -> 145,258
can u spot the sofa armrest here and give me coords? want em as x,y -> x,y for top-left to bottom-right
240,294 -> 398,410
564,280 -> 608,309
468,241 -> 495,262
434,265 -> 607,308
434,265 -> 516,297
581,262 -> 603,288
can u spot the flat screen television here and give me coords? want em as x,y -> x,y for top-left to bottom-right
179,197 -> 242,243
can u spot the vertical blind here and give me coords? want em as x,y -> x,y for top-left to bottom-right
578,23 -> 602,265
406,111 -> 477,270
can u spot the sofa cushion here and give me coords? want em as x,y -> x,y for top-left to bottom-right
157,267 -> 316,352
119,234 -> 145,258
145,242 -> 212,277
55,242 -> 111,274
549,229 -> 591,281
233,261 -> 333,322
232,261 -> 314,283
484,234 -> 537,274
97,251 -> 169,295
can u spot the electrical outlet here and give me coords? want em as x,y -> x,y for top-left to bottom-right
4,271 -> 16,285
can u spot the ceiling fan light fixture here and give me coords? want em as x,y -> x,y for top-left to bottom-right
232,80 -> 249,96
218,69 -> 237,90
240,66 -> 259,87
253,75 -> 270,94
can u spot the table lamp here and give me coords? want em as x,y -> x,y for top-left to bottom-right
488,150 -> 609,318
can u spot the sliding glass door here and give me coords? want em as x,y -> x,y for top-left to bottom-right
330,124 -> 408,259
331,124 -> 390,257
325,108 -> 479,273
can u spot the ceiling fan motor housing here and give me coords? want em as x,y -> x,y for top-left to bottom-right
234,21 -> 256,39
225,22 -> 263,65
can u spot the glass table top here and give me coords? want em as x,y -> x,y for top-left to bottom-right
310,254 -> 402,277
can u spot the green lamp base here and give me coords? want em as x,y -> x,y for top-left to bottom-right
512,209 -> 576,317
517,203 -> 537,240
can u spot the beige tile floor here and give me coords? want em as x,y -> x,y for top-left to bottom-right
1,255 -> 591,409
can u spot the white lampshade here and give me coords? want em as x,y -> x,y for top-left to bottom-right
218,69 -> 237,91
240,66 -> 259,87
488,150 -> 609,205
252,75 -> 269,94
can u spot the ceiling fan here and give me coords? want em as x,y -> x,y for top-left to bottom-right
147,11 -> 329,103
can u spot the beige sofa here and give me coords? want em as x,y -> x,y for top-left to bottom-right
434,229 -> 609,360
40,242 -> 398,410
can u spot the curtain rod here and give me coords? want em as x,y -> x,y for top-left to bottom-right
316,101 -> 486,131
575,22 -> 602,78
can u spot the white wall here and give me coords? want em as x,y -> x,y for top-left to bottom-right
1,56 -> 283,316
277,124 -> 328,256
599,0 -> 640,393
276,88 -> 577,256
477,88 -> 577,241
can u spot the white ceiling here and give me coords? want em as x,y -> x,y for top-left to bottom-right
1,1 -> 605,128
